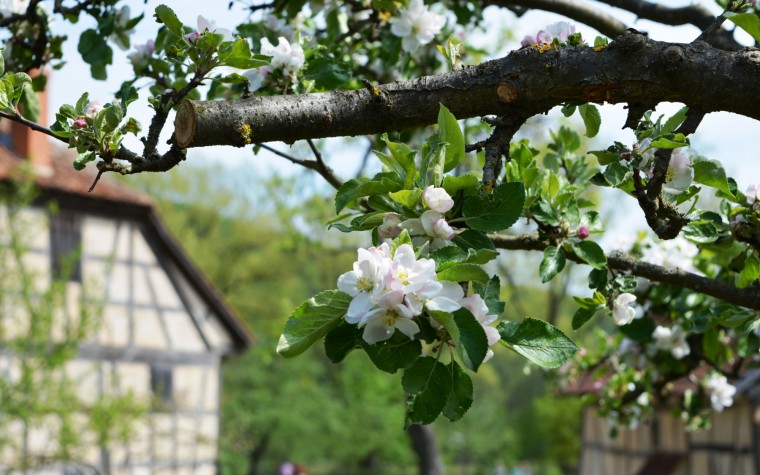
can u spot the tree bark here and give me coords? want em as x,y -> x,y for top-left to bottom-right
407,424 -> 445,475
175,34 -> 760,149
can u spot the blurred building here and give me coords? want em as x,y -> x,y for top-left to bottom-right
0,87 -> 251,474
569,368 -> 760,475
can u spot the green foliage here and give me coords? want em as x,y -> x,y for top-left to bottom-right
497,318 -> 579,368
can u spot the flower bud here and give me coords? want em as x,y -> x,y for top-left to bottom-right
422,186 -> 454,213
73,118 -> 87,129
577,226 -> 590,240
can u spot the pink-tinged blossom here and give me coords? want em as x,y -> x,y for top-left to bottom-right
422,186 -> 454,213
421,210 -> 456,240
72,119 -> 87,130
378,213 -> 403,239
85,100 -> 102,118
747,184 -> 759,205
663,147 -> 696,194
260,36 -> 305,78
520,35 -> 537,47
652,325 -> 690,360
389,0 -> 445,52
534,21 -> 575,44
185,15 -> 233,44
577,226 -> 590,240
128,40 -> 155,71
414,280 -> 463,314
612,293 -> 636,325
703,373 -> 736,412
361,290 -> 419,344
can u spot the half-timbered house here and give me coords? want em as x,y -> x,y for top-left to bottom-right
0,90 -> 251,474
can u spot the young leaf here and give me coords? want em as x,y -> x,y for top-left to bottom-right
693,157 -> 734,198
334,173 -> 402,213
154,5 -> 185,38
540,246 -> 566,283
437,263 -> 490,284
453,308 -> 489,371
438,104 -> 465,172
724,11 -> 760,42
390,229 -> 413,256
277,290 -> 352,358
572,306 -> 600,330
324,321 -> 362,363
362,332 -> 422,373
497,318 -> 579,368
402,357 -> 453,426
661,106 -> 689,135
443,362 -> 474,422
737,253 -> 760,289
464,182 -> 526,232
578,103 -> 601,138
453,229 -> 496,252
473,276 -> 505,316
571,240 -> 607,270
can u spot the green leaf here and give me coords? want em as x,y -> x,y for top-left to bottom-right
402,357 -> 452,426
362,332 -> 422,373
473,276 -> 505,316
453,229 -> 496,252
649,134 -> 688,149
737,253 -> 760,289
442,362 -> 473,422
304,55 -> 353,90
572,306 -> 600,330
443,174 -> 479,195
276,290 -> 352,358
18,82 -> 39,122
588,267 -> 608,290
497,318 -> 579,368
578,103 -> 601,138
154,4 -> 185,38
464,182 -> 526,232
590,149 -> 620,166
724,11 -> 760,42
539,246 -> 566,283
219,38 -> 270,69
453,308 -> 489,371
388,189 -> 422,208
324,322 -> 361,363
334,173 -> 402,213
571,240 -> 607,270
693,156 -> 734,197
78,29 -> 113,80
438,104 -> 465,172
661,106 -> 688,135
73,151 -> 96,170
437,263 -> 489,284
682,220 -> 719,244
602,162 -> 630,187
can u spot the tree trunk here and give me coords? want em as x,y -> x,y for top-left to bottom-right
406,424 -> 445,475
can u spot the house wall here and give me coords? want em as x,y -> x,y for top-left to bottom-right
0,204 -> 237,474
580,401 -> 757,475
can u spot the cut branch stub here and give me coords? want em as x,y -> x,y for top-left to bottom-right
174,36 -> 760,149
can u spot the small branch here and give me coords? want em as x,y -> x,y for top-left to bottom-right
354,138 -> 374,179
489,232 -> 760,310
88,170 -> 104,193
482,116 -> 525,190
259,143 -> 343,190
0,111 -> 69,145
695,11 -> 728,44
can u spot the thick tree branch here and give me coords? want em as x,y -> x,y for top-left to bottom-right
487,0 -> 628,39
175,35 -> 760,149
489,233 -> 760,310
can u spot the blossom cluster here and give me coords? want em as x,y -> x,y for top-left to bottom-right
703,373 -> 736,412
652,324 -> 690,359
380,186 -> 459,248
641,235 -> 699,272
521,21 -> 577,47
337,242 -> 500,359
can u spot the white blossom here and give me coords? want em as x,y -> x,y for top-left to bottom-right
389,0 -> 445,52
85,100 -> 102,118
109,6 -> 135,50
420,210 -> 456,240
422,186 -> 454,213
185,15 -> 233,44
747,184 -> 760,205
663,147 -> 697,194
703,373 -> 736,412
378,213 -> 403,239
535,21 -> 575,44
260,36 -> 305,79
652,325 -> 690,360
641,236 -> 698,272
128,40 -> 155,71
612,293 -> 637,325
361,290 -> 419,344
0,0 -> 28,16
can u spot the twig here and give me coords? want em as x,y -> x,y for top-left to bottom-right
259,143 -> 343,190
489,232 -> 760,310
88,170 -> 104,193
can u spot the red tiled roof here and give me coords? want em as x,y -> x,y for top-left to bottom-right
0,144 -> 152,206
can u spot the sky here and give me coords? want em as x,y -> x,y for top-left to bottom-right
44,0 -> 760,218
